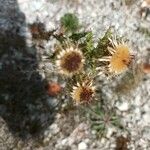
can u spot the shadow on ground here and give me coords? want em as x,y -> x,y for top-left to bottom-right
0,0 -> 56,139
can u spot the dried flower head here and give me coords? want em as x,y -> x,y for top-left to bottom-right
56,46 -> 84,76
71,81 -> 95,104
97,38 -> 134,76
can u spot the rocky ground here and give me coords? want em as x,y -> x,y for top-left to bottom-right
0,0 -> 150,150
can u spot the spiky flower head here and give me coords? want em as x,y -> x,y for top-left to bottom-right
71,80 -> 95,104
56,46 -> 84,76
97,38 -> 134,76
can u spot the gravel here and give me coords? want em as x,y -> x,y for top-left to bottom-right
0,0 -> 150,149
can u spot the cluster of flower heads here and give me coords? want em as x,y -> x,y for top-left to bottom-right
55,37 -> 134,104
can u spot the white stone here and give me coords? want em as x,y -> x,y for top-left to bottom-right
116,101 -> 129,111
135,96 -> 142,106
91,130 -> 96,135
143,127 -> 150,140
56,113 -> 61,119
142,113 -> 150,124
100,138 -> 106,144
68,138 -> 75,146
110,143 -> 116,148
106,127 -> 116,138
78,142 -> 87,150
134,107 -> 140,114
84,138 -> 90,144
47,98 -> 58,108
49,123 -> 60,135
43,137 -> 49,144
61,138 -> 68,145
143,105 -> 149,112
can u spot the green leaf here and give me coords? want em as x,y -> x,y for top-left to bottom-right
69,31 -> 89,41
95,28 -> 112,57
85,31 -> 94,53
60,13 -> 79,33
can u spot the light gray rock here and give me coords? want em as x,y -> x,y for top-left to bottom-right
78,142 -> 87,150
116,101 -> 129,111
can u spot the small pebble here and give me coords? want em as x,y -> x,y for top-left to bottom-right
78,142 -> 87,150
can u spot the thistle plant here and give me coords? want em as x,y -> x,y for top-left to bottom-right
46,13 -> 139,137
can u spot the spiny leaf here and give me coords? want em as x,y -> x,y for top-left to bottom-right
69,31 -> 89,41
95,28 -> 112,57
85,31 -> 94,53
